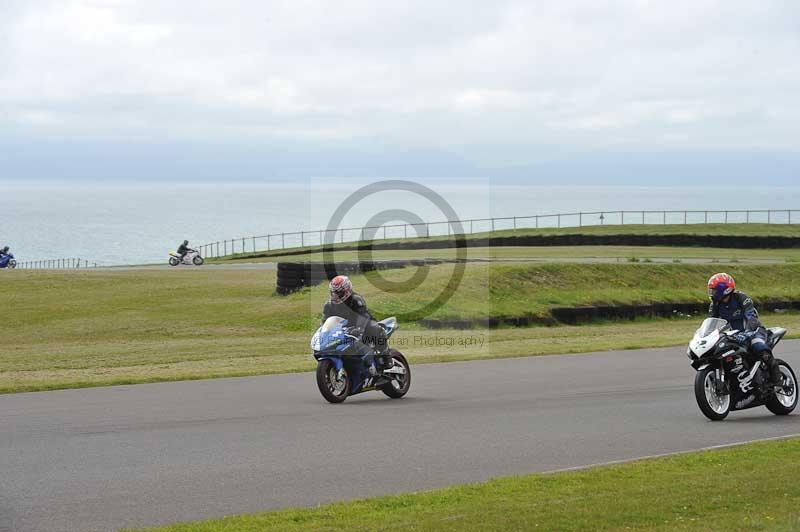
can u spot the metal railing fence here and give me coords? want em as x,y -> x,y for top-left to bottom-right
197,209 -> 799,259
14,258 -> 99,270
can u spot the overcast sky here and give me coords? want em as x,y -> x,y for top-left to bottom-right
1,0 -> 799,184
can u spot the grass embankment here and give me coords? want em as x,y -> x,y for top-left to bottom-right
221,245 -> 800,263
213,223 -> 800,262
3,263 -> 800,393
132,437 -> 800,532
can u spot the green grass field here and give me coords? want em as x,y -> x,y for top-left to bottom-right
131,436 -> 800,531
3,262 -> 800,393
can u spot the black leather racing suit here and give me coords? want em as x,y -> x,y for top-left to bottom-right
322,293 -> 389,364
708,291 -> 780,385
177,243 -> 192,258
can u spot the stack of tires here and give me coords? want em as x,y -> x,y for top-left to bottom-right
275,259 -> 446,295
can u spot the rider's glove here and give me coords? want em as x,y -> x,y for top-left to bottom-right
733,332 -> 749,344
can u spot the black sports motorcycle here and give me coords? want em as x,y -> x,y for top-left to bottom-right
687,318 -> 797,420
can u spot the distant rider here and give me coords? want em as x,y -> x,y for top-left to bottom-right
707,273 -> 782,388
322,275 -> 391,376
177,240 -> 194,260
0,246 -> 11,268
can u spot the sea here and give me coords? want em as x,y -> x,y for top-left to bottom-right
1,182 -> 799,265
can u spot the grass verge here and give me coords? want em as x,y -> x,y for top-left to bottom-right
130,436 -> 800,531
4,264 -> 800,393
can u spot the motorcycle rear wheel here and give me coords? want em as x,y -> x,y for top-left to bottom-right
168,257 -> 180,266
380,350 -> 411,399
694,366 -> 730,421
316,359 -> 350,403
765,359 -> 798,415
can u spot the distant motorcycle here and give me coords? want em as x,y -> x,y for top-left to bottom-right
687,317 -> 797,420
0,253 -> 15,269
168,250 -> 204,266
311,316 -> 411,403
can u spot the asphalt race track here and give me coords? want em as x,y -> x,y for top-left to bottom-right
2,342 -> 799,532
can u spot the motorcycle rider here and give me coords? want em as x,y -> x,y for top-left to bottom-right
177,240 -> 194,260
0,246 -> 11,268
322,275 -> 391,376
707,273 -> 782,389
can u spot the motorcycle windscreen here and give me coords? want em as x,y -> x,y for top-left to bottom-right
320,316 -> 348,332
696,317 -> 730,337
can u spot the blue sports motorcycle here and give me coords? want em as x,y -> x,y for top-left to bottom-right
311,316 -> 411,403
0,253 -> 15,269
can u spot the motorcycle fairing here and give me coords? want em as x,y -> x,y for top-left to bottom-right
312,315 -> 389,396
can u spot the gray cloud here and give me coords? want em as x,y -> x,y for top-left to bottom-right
1,0 -> 799,182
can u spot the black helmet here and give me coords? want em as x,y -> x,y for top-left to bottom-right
183,240 -> 189,246
1,246 -> 8,254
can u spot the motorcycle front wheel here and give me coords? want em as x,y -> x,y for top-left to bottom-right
316,359 -> 350,403
192,255 -> 204,266
168,257 -> 180,266
8,260 -> 16,269
380,350 -> 411,399
694,366 -> 730,420
765,359 -> 798,416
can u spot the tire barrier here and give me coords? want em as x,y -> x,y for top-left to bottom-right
418,299 -> 800,329
385,233 -> 800,250
276,260 -> 451,295
249,233 -> 800,263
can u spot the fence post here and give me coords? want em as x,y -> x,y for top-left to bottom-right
536,215 -> 539,228
663,211 -> 666,225
768,210 -> 771,224
404,225 -> 408,238
282,233 -> 285,248
704,211 -> 707,224
514,216 -> 518,229
557,214 -> 561,228
684,211 -> 687,224
491,218 -> 495,232
384,226 -> 387,239
621,211 -> 625,225
790,210 -> 793,224
470,220 -> 473,234
641,211 -> 644,224
746,210 -> 750,223
267,235 -> 271,251
426,223 -> 430,237
724,211 -> 728,224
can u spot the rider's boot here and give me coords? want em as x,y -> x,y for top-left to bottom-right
376,345 -> 393,370
764,351 -> 783,390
